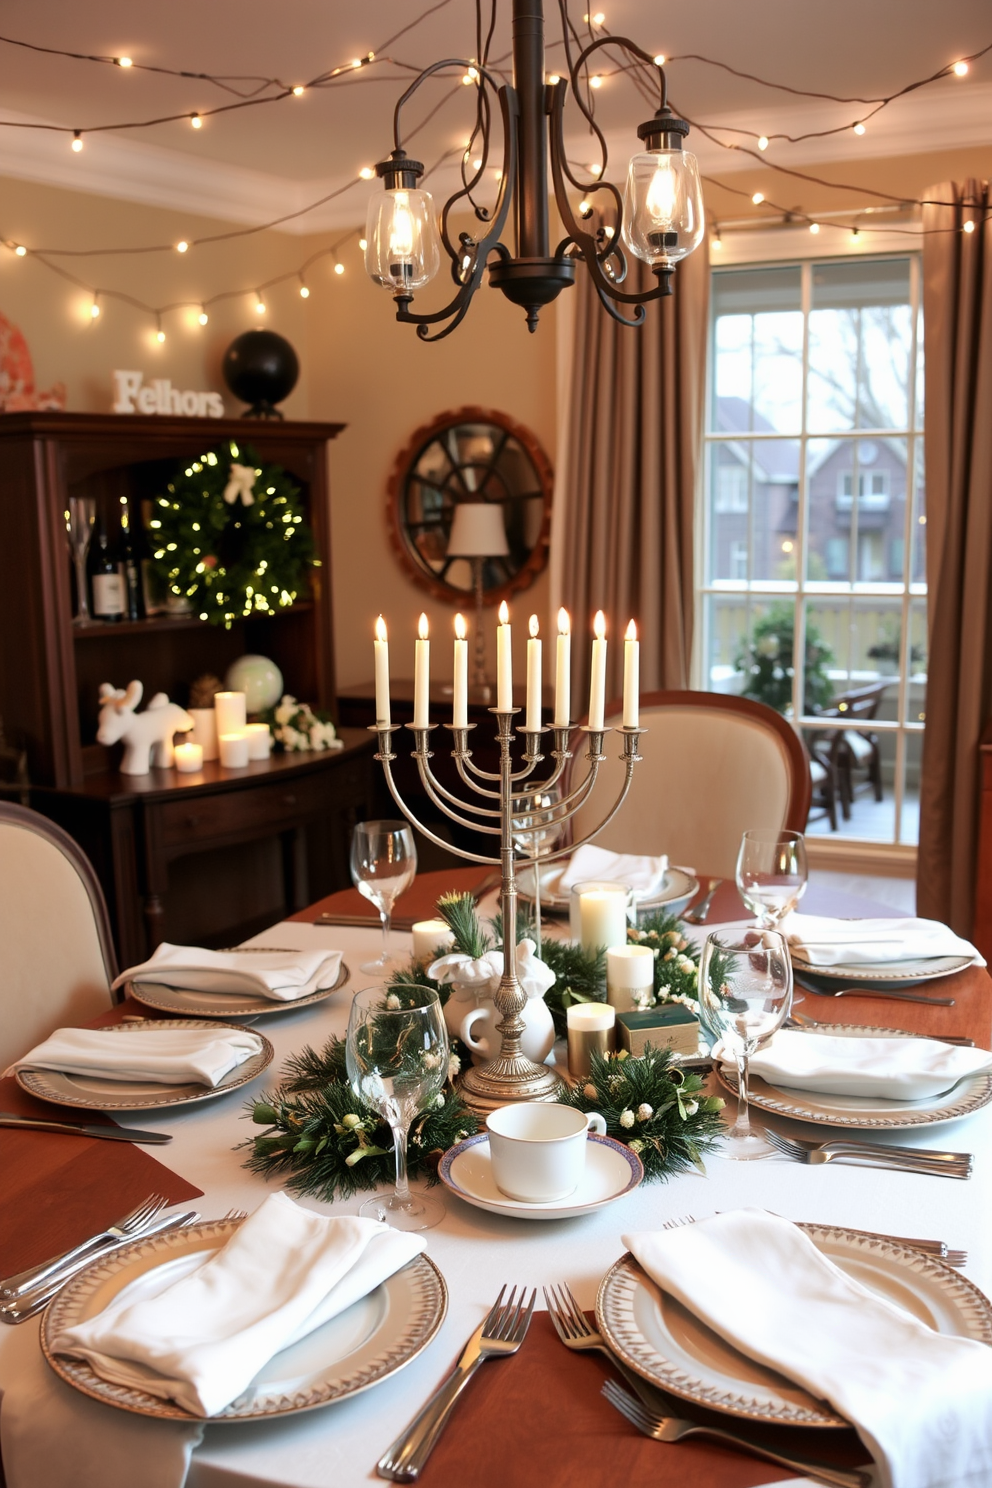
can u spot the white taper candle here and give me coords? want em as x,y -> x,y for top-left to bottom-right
374,614 -> 390,727
588,610 -> 607,731
453,612 -> 468,729
526,615 -> 542,732
622,619 -> 639,728
497,600 -> 512,712
554,607 -> 571,727
413,612 -> 430,728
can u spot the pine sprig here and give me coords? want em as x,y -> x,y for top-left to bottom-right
436,892 -> 491,959
561,1046 -> 725,1182
539,939 -> 607,1036
628,908 -> 701,1006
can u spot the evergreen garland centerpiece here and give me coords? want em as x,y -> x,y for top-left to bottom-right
147,439 -> 316,628
626,907 -> 702,1010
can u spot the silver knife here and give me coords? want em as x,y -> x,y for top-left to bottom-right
0,1112 -> 172,1144
378,1312 -> 489,1479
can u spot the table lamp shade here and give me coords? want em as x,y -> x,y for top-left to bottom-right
447,502 -> 509,558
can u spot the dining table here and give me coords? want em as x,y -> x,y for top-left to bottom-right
1,866 -> 989,1488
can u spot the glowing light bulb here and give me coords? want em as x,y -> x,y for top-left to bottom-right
13,244 -> 25,257
752,191 -> 764,205
191,113 -> 202,128
643,157 -> 678,227
809,221 -> 820,234
963,220 -> 976,234
359,166 -> 375,180
589,75 -> 603,88
176,240 -> 188,253
579,199 -> 592,215
351,58 -> 362,69
255,295 -> 266,314
71,131 -> 83,152
853,121 -> 866,135
589,162 -> 602,176
653,53 -> 665,65
156,328 -> 165,343
90,299 -> 100,318
462,73 -> 474,84
299,283 -> 310,297
548,73 -> 561,84
758,135 -> 769,150
117,56 -> 132,68
592,11 -> 605,22
292,85 -> 305,96
388,195 -> 415,259
334,262 -> 344,275
359,237 -> 368,250
953,60 -> 969,76
472,158 -> 482,170
712,230 -> 723,249
850,227 -> 861,242
198,309 -> 208,325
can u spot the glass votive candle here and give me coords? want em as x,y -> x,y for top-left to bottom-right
412,919 -> 455,965
245,722 -> 272,760
174,741 -> 204,774
570,880 -> 631,953
606,944 -> 656,1011
218,731 -> 249,768
214,691 -> 247,738
566,1002 -> 615,1078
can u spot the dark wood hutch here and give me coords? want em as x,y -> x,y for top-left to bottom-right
0,412 -> 375,964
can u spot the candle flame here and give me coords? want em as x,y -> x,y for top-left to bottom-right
454,612 -> 467,640
529,614 -> 539,638
498,600 -> 510,625
557,607 -> 570,636
593,609 -> 606,640
418,612 -> 429,640
375,614 -> 387,642
625,619 -> 637,641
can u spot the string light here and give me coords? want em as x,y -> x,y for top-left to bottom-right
472,157 -> 483,170
589,74 -> 603,88
254,292 -> 266,314
292,85 -> 305,96
190,112 -> 202,129
653,54 -> 665,65
853,121 -> 866,135
963,220 -> 976,233
758,135 -> 769,150
850,226 -> 861,241
752,191 -> 764,205
71,131 -> 82,151
90,295 -> 100,318
547,73 -> 561,84
712,226 -> 722,249
579,199 -> 592,215
299,279 -> 310,296
359,166 -> 375,180
809,221 -> 820,234
333,262 -> 344,275
588,162 -> 602,176
198,308 -> 209,324
116,56 -> 132,68
953,60 -> 969,75
13,243 -> 26,256
155,316 -> 165,342
359,237 -> 368,250
176,240 -> 189,253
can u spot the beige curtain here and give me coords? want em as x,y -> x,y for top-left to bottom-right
557,241 -> 709,704
917,180 -> 992,935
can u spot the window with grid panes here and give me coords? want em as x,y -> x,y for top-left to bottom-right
698,256 -> 926,846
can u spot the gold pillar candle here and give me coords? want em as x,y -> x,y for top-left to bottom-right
566,1002 -> 616,1079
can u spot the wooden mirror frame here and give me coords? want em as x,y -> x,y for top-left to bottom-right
386,406 -> 553,606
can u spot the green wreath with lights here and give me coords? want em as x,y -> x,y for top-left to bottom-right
147,439 -> 316,628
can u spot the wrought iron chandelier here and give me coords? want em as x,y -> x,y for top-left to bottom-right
363,0 -> 705,340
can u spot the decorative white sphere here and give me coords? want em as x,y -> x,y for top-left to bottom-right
224,654 -> 284,713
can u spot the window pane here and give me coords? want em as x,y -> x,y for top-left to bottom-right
733,598 -> 798,716
802,596 -> 904,717
907,599 -> 927,725
711,267 -> 803,435
901,730 -> 922,845
703,595 -> 753,694
808,260 -> 912,433
806,726 -> 897,842
910,438 -> 927,583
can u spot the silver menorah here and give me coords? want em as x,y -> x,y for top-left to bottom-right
370,711 -> 646,1120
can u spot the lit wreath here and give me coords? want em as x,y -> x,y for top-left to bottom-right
148,438 -> 316,628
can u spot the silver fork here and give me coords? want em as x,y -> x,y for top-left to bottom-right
765,1128 -> 973,1178
602,1380 -> 871,1488
543,1283 -> 666,1411
785,1011 -> 975,1047
0,1193 -> 168,1299
682,878 -> 722,925
377,1286 -> 536,1481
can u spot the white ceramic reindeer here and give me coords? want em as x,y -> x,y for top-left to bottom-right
97,681 -> 194,775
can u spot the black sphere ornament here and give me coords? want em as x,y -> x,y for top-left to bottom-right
222,330 -> 300,420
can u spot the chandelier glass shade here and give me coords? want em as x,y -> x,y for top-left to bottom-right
363,0 -> 705,340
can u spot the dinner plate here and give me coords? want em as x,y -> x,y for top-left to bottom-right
15,1019 -> 274,1112
714,1023 -> 992,1129
597,1224 -> 992,1428
516,863 -> 699,919
41,1219 -> 447,1421
792,952 -> 973,987
128,956 -> 350,1018
438,1131 -> 643,1219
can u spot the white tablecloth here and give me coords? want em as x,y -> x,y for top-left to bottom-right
2,905 -> 990,1488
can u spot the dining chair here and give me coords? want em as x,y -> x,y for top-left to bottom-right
564,690 -> 812,881
0,802 -> 119,1069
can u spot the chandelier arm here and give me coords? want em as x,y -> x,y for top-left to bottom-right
391,58 -> 506,151
452,81 -> 494,225
590,279 -> 648,326
568,34 -> 667,114
377,752 -> 498,866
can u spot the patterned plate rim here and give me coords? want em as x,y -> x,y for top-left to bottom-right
791,953 -> 973,984
715,1060 -> 992,1129
596,1225 -> 992,1428
41,1219 -> 448,1422
517,868 -> 699,913
438,1131 -> 644,1212
15,1019 -> 274,1111
127,959 -> 350,1018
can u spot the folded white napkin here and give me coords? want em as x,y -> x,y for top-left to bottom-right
738,1028 -> 992,1101
112,943 -> 344,1002
625,1211 -> 992,1488
556,844 -> 669,899
784,913 -> 984,967
52,1193 -> 425,1418
5,1026 -> 263,1088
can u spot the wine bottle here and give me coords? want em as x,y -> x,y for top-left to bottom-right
120,498 -> 144,621
87,515 -> 125,622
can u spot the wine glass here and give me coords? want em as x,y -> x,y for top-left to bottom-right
350,820 -> 418,975
66,497 -> 96,623
699,929 -> 793,1161
512,786 -> 563,951
345,984 -> 448,1231
736,829 -> 808,929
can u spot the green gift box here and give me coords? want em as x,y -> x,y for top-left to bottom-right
616,1004 -> 700,1058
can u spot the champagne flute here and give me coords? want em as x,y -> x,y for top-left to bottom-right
699,929 -> 792,1160
350,820 -> 417,975
736,829 -> 808,929
66,497 -> 96,623
345,984 -> 448,1231
512,786 -> 563,952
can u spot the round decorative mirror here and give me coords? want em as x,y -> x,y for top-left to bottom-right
386,407 -> 553,605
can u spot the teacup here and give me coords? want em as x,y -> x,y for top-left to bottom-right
487,1102 -> 607,1202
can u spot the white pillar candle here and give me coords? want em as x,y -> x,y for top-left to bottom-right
575,884 -> 629,954
218,731 -> 249,768
566,1001 -> 616,1078
412,919 -> 455,965
374,615 -> 391,728
413,612 -> 430,728
188,708 -> 218,761
453,613 -> 468,729
214,691 -> 246,738
606,944 -> 655,1010
174,741 -> 203,774
554,608 -> 571,727
622,619 -> 639,729
588,611 -> 607,731
567,1003 -> 616,1033
497,600 -> 512,712
526,615 -> 542,732
245,722 -> 272,759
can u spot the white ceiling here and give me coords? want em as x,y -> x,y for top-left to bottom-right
0,0 -> 988,231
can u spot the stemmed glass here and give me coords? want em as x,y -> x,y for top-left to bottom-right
345,984 -> 448,1231
66,497 -> 96,623
736,829 -> 808,929
350,820 -> 418,975
699,929 -> 793,1160
512,786 -> 563,951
